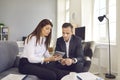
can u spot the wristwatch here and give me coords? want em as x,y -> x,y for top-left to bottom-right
72,58 -> 77,64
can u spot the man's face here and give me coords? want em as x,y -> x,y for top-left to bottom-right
62,27 -> 72,42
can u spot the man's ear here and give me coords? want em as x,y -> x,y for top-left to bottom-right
71,28 -> 73,33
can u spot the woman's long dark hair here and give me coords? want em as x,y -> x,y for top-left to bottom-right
26,19 -> 53,49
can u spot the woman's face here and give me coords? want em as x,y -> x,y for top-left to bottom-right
41,25 -> 52,37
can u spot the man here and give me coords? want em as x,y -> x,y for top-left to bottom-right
55,23 -> 84,73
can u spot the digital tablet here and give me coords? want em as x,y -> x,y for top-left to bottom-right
55,51 -> 65,57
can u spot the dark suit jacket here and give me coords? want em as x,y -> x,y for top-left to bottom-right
55,35 -> 84,63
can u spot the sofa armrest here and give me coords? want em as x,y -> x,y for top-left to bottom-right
13,56 -> 20,67
82,41 -> 95,72
0,41 -> 19,73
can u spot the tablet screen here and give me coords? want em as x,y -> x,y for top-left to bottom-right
55,51 -> 65,57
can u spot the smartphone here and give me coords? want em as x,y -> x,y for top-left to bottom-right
55,51 -> 65,57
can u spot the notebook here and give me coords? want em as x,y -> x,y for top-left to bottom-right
1,74 -> 27,80
78,72 -> 104,80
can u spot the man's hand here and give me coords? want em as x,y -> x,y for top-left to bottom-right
64,58 -> 74,66
60,58 -> 74,66
60,59 -> 66,65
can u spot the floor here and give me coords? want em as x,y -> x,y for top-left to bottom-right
89,63 -> 119,80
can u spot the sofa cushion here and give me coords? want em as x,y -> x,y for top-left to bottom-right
0,41 -> 19,73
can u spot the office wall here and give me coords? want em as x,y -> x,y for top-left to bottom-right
93,44 -> 118,73
0,0 -> 57,41
57,0 -> 66,38
81,0 -> 93,41
70,0 -> 81,26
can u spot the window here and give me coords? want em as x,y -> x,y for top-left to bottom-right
93,0 -> 116,43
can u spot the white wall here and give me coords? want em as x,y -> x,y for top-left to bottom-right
81,0 -> 93,41
69,0 -> 93,41
93,44 -> 118,73
57,0 -> 82,38
57,0 -> 66,38
69,0 -> 81,26
0,0 -> 57,41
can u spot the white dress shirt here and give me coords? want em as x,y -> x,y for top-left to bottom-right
65,39 -> 70,58
20,36 -> 51,64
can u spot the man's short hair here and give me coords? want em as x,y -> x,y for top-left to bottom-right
62,23 -> 73,29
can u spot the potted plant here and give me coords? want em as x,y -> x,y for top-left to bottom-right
0,23 -> 5,27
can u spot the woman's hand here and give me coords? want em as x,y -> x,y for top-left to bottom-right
53,55 -> 63,61
44,56 -> 62,62
49,56 -> 57,61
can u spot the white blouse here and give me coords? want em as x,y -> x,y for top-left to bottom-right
20,36 -> 51,64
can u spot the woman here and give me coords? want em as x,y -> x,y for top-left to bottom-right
18,19 -> 69,80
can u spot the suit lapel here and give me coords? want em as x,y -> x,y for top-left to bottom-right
61,37 -> 66,53
69,35 -> 74,54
